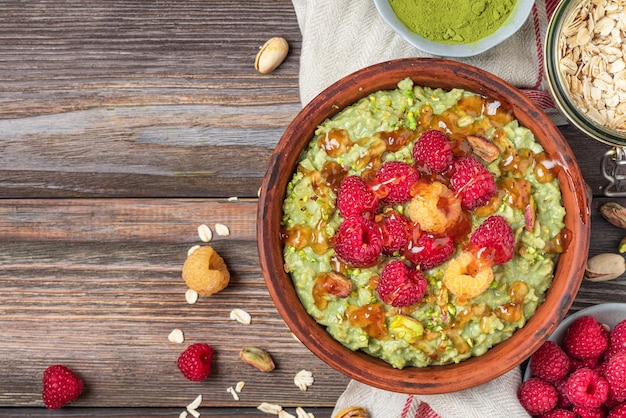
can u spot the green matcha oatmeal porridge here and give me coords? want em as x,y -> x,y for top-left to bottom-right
281,78 -> 567,369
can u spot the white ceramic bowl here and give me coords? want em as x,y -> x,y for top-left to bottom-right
523,303 -> 626,380
373,0 -> 535,57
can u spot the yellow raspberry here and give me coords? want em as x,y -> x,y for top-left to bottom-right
182,246 -> 230,296
407,181 -> 461,235
443,251 -> 494,303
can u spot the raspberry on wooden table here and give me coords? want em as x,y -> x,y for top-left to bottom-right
177,343 -> 214,382
42,365 -> 83,410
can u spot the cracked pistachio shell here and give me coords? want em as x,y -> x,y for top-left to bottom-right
254,37 -> 289,74
584,253 -> 626,281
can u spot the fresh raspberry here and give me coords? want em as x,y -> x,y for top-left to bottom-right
182,245 -> 230,296
42,365 -> 83,409
177,343 -> 214,382
563,316 -> 610,360
608,320 -> 626,359
566,367 -> 610,408
555,378 -> 573,409
608,403 -> 626,418
412,129 -> 453,173
376,260 -> 427,307
541,409 -> 576,418
449,155 -> 497,210
517,377 -> 559,415
404,233 -> 455,270
334,215 -> 383,267
468,215 -> 515,265
571,405 -> 607,418
375,161 -> 419,204
377,211 -> 411,256
531,340 -> 572,382
604,352 -> 626,402
337,175 -> 379,218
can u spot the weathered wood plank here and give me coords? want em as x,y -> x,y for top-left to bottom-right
0,199 -> 349,407
0,407 -> 335,417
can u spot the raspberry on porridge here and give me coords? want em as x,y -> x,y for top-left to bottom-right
281,78 -> 567,368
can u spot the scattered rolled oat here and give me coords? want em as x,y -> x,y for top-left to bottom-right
226,386 -> 240,401
230,308 -> 252,325
197,224 -> 213,242
185,288 -> 199,304
179,411 -> 188,418
168,328 -> 185,344
215,223 -> 230,236
187,408 -> 200,418
278,411 -> 296,418
187,245 -> 200,257
295,407 -> 314,418
558,0 -> 626,130
227,196 -> 238,201
293,369 -> 314,391
186,394 -> 202,411
235,381 -> 246,392
257,402 -> 283,414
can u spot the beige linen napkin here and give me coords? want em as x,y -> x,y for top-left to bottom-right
331,367 -> 531,418
292,0 -> 566,125
289,1 -> 563,416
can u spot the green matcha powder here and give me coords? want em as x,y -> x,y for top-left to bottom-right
389,0 -> 517,44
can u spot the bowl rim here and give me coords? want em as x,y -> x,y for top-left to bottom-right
257,58 -> 590,394
372,0 -> 535,57
544,0 -> 626,148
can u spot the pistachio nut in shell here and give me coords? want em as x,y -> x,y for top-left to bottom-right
600,202 -> 626,229
333,406 -> 369,418
239,346 -> 275,372
584,253 -> 626,282
254,37 -> 289,74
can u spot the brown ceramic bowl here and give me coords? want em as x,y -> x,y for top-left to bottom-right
257,58 -> 590,394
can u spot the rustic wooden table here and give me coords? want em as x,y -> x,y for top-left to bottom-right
0,1 -> 624,417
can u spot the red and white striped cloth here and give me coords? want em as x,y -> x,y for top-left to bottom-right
330,367 -> 530,418
292,0 -> 566,125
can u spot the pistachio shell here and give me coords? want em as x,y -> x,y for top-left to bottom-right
254,37 -> 289,74
584,253 -> 626,281
600,202 -> 626,229
239,346 -> 275,372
